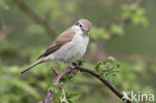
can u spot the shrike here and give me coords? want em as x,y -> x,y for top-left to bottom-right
20,19 -> 92,74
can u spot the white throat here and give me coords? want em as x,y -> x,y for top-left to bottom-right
71,25 -> 82,32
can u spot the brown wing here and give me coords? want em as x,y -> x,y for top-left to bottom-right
38,29 -> 75,59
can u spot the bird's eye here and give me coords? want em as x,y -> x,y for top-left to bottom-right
80,24 -> 82,27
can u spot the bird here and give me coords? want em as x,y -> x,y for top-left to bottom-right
20,19 -> 92,74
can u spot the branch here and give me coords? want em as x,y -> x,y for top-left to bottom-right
104,18 -> 130,44
76,66 -> 131,103
101,17 -> 122,28
86,0 -> 143,61
39,67 -> 74,103
14,0 -> 56,37
0,19 -> 31,38
38,91 -> 53,103
104,0 -> 142,44
39,64 -> 132,103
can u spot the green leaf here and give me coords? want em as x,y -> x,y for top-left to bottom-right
90,27 -> 110,40
95,56 -> 120,83
48,85 -> 59,93
121,4 -> 148,27
111,24 -> 124,35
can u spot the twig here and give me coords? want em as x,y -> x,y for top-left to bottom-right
14,0 -> 56,38
104,0 -> 142,44
53,67 -> 74,85
0,19 -> 32,38
39,67 -> 75,103
105,18 -> 130,44
86,0 -> 143,61
101,17 -> 122,28
38,91 -> 53,103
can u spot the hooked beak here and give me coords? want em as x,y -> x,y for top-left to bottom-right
82,27 -> 89,33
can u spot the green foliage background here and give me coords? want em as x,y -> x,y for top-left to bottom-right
0,0 -> 156,103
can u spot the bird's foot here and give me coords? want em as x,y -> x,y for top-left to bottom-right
72,62 -> 78,67
72,60 -> 83,67
72,61 -> 84,72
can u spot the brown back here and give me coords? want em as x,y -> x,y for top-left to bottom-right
38,29 -> 75,58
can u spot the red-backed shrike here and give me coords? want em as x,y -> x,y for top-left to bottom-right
20,19 -> 92,74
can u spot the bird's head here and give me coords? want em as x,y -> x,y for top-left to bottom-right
74,19 -> 92,33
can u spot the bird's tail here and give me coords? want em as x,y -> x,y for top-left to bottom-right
19,58 -> 44,75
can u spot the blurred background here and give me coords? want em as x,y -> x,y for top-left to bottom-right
0,0 -> 156,103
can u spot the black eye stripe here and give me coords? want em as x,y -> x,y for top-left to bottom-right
76,22 -> 83,28
76,22 -> 79,25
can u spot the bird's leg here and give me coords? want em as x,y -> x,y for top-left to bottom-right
72,59 -> 83,67
78,60 -> 83,66
72,62 -> 78,67
72,60 -> 84,72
